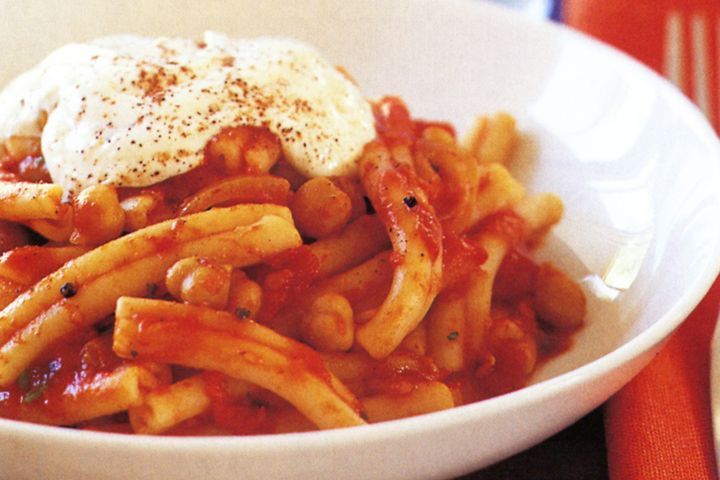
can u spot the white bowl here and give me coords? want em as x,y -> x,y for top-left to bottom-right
2,1 -> 720,479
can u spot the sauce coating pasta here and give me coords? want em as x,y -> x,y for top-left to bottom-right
0,35 -> 585,435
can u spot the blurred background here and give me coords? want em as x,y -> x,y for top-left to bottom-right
488,0 -> 719,133
487,0 -> 557,19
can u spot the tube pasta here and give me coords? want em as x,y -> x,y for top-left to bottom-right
361,381 -> 454,423
427,233 -> 507,371
22,204 -> 73,242
0,181 -> 63,221
470,163 -> 525,226
129,373 -> 213,434
0,246 -> 87,310
267,250 -> 393,340
128,373 -> 265,434
307,214 -> 390,279
414,127 -> 479,234
534,263 -> 586,329
227,270 -> 263,318
4,136 -> 41,160
355,141 -> 443,359
0,245 -> 86,286
12,364 -> 162,426
514,193 -> 564,247
113,297 -> 366,430
463,112 -> 518,165
70,185 -> 125,246
0,205 -> 300,385
177,175 -> 290,216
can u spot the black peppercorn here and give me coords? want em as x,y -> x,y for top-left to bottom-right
60,282 -> 77,298
403,195 -> 418,208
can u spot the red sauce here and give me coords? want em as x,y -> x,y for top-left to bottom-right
457,302 -> 580,401
493,249 -> 539,302
0,171 -> 20,182
370,166 -> 442,262
1,246 -> 76,283
254,246 -> 320,323
119,163 -> 223,212
0,96 -> 588,434
441,232 -> 488,290
373,96 -> 456,146
363,350 -> 442,396
473,210 -> 526,247
202,372 -> 268,435
373,97 -> 416,147
17,156 -> 52,183
0,330 -> 122,423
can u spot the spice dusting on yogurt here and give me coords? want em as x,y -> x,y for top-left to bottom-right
0,32 -> 375,197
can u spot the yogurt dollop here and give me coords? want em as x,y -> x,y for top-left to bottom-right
0,32 -> 376,196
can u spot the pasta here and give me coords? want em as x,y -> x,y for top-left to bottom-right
0,39 -> 587,435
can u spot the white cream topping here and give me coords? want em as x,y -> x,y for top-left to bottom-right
0,32 -> 376,196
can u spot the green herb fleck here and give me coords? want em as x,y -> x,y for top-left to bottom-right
447,331 -> 459,341
16,371 -> 30,391
21,385 -> 46,404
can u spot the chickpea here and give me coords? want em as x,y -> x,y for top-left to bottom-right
165,257 -> 232,309
290,177 -> 352,238
4,136 -> 41,161
120,194 -> 160,232
300,292 -> 354,352
70,185 -> 125,246
534,263 -> 586,329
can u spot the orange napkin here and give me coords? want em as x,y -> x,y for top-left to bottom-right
564,1 -> 720,478
603,278 -> 720,480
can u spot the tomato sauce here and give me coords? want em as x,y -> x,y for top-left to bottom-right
441,232 -> 488,290
473,210 -> 526,247
493,249 -> 539,302
254,245 -> 320,323
363,351 -> 442,397
373,97 -> 416,147
201,372 -> 269,435
0,246 -> 76,283
0,330 -> 123,423
373,96 -> 456,145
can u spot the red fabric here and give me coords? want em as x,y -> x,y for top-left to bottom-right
564,0 -> 720,126
604,278 -> 720,480
564,1 -> 720,478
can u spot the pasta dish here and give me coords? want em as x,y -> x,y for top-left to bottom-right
0,32 -> 586,435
